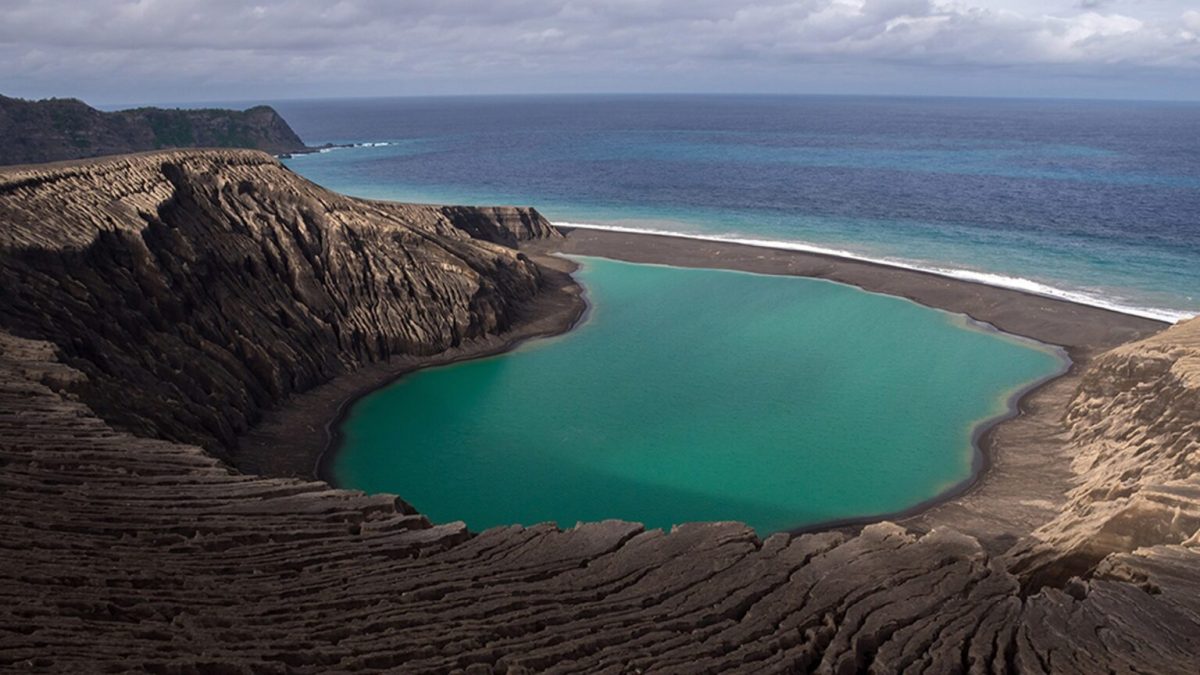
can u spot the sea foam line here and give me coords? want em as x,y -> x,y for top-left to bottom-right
555,221 -> 1194,324
293,142 -> 395,155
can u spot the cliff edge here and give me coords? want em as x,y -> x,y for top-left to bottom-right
0,95 -> 309,165
0,149 -> 558,459
0,151 -> 1197,673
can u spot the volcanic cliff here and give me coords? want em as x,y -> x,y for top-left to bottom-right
0,150 -> 1197,673
0,95 -> 309,165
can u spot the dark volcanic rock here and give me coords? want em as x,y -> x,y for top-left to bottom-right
0,150 -> 1197,673
0,94 -> 308,165
0,149 -> 549,458
0,334 -> 1197,673
440,205 -> 562,248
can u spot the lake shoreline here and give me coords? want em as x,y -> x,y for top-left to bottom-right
312,252 -> 593,487
234,252 -> 591,484
537,226 -> 1168,355
534,227 -> 1166,546
782,351 -> 1071,538
238,226 -> 1166,547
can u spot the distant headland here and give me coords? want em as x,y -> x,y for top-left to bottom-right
0,94 -> 311,165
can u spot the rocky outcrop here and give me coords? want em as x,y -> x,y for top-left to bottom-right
1011,319 -> 1200,589
0,95 -> 308,165
0,150 -> 551,458
440,205 -> 562,248
0,151 -> 1198,672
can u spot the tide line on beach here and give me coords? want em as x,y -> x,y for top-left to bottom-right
554,221 -> 1193,324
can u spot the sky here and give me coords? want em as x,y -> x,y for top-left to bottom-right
2,0 -> 1198,105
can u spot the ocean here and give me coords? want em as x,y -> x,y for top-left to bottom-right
275,94 -> 1200,323
334,258 -> 1064,534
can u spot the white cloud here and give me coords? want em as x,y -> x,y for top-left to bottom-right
0,0 -> 1197,101
1184,10 -> 1200,32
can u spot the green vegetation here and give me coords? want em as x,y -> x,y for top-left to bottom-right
211,120 -> 256,148
146,113 -> 197,149
0,94 -> 307,164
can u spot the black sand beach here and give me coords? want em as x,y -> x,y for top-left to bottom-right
239,225 -> 1166,549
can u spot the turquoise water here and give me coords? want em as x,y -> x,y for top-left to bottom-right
276,95 -> 1200,322
334,258 -> 1065,534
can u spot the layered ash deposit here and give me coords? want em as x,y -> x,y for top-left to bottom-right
0,150 -> 1197,673
0,150 -> 553,459
1011,319 -> 1200,589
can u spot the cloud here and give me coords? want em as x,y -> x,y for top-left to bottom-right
1185,10 -> 1200,33
0,0 -> 1197,102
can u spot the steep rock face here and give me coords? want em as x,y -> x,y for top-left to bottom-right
440,205 -> 562,248
1011,319 -> 1200,587
0,95 -> 308,165
0,150 -> 550,457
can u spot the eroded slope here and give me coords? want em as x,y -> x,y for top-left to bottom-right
2,325 -> 1199,673
0,150 -> 552,457
1012,319 -> 1200,588
1,151 -> 1198,673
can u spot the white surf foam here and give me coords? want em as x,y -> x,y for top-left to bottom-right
555,221 -> 1194,324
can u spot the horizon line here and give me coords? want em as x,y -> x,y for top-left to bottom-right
59,90 -> 1200,111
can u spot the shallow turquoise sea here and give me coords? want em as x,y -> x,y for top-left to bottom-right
334,258 -> 1065,534
277,95 -> 1200,322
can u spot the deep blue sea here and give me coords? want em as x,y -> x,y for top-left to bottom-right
271,95 -> 1199,321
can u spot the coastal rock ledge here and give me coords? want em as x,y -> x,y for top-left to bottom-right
1,150 -> 1198,673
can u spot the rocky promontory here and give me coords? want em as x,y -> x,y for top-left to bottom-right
0,149 -> 563,461
0,150 -> 1197,672
0,95 -> 309,165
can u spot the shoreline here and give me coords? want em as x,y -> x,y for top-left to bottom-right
553,222 -> 1193,324
233,253 -> 589,482
313,254 -> 593,484
535,227 -> 1168,354
238,226 -> 1167,548
533,227 -> 1166,547
784,350 -> 1072,538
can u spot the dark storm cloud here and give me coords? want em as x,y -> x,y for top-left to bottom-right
2,0 -> 1198,102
